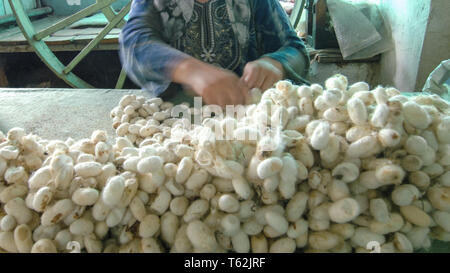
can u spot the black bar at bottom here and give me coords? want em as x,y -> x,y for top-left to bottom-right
0,253 -> 445,272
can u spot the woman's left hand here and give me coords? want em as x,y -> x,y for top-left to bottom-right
241,58 -> 284,91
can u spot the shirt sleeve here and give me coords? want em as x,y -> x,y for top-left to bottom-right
119,0 -> 190,96
253,0 -> 310,85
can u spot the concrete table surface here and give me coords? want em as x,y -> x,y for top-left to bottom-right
0,88 -> 147,141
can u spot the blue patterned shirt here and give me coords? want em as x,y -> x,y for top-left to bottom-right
119,0 -> 310,96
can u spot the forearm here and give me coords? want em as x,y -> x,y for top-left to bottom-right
263,45 -> 309,81
120,37 -> 189,82
172,57 -> 210,88
119,0 -> 190,95
259,57 -> 285,78
254,0 -> 310,84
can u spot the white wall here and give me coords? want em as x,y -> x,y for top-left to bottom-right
378,0 -> 431,92
415,0 -> 450,91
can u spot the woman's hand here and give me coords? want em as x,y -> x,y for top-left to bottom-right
173,58 -> 247,107
241,58 -> 284,91
192,67 -> 248,107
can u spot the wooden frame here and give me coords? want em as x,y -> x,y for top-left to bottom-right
7,0 -> 130,89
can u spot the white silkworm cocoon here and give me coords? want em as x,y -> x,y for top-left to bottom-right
106,207 -> 126,228
347,98 -> 368,126
328,180 -> 350,202
0,215 -> 17,232
436,117 -> 450,144
286,115 -> 310,131
185,169 -> 209,191
325,75 -> 347,91
400,206 -> 431,227
242,218 -> 263,236
218,194 -> 240,213
346,135 -> 378,158
279,156 -> 298,199
328,198 -> 360,223
72,187 -> 99,206
220,214 -> 240,237
122,156 -> 140,173
433,211 -> 450,232
403,101 -> 431,130
345,126 -> 372,143
348,82 -> 369,95
351,227 -> 385,248
160,212 -> 179,247
14,224 -> 33,253
183,199 -> 209,223
231,230 -> 250,253
31,239 -> 57,253
370,198 -> 390,223
139,171 -> 164,194
186,220 -> 218,252
5,198 -> 32,225
32,186 -> 53,212
102,176 -> 125,207
263,175 -> 279,192
150,189 -> 171,215
404,135 -> 428,155
0,146 -> 19,160
74,162 -> 102,178
323,89 -> 342,107
308,231 -> 340,251
353,91 -> 375,105
299,97 -> 314,116
28,166 -> 52,190
286,192 -> 308,222
270,237 -> 296,253
139,214 -> 160,238
421,130 -> 439,151
331,122 -> 349,136
257,157 -> 283,179
310,122 -> 330,150
69,218 -> 94,236
371,104 -> 389,128
332,162 -> 359,183
438,171 -> 450,187
297,85 -> 313,98
314,95 -> 329,111
324,107 -> 348,122
393,232 -> 413,253
137,156 -> 164,174
372,87 -> 388,105
391,184 -> 420,206
41,199 -> 74,226
175,157 -> 194,184
378,128 -> 401,147
375,164 -> 405,186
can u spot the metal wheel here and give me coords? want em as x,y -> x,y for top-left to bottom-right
8,0 -> 131,89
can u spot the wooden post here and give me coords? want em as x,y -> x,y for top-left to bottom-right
0,58 -> 9,87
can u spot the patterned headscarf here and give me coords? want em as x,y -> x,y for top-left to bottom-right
153,0 -> 251,49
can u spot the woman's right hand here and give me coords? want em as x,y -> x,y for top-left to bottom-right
173,58 -> 247,107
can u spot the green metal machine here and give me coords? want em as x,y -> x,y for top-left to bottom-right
2,0 -> 130,89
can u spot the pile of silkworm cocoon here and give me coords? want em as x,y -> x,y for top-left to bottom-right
1,74 -> 450,253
